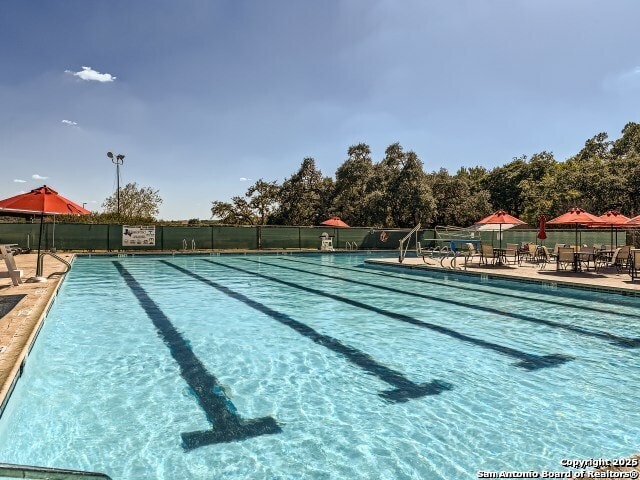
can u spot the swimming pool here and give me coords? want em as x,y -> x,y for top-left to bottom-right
0,253 -> 638,479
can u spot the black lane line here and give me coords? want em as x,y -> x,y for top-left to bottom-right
160,260 -> 452,403
287,257 -> 640,320
203,259 -> 572,371
113,262 -> 281,450
280,257 -> 640,349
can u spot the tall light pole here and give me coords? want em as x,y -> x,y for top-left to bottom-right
107,152 -> 125,216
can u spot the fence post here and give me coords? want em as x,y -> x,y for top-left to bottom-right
211,225 -> 214,250
298,227 -> 301,250
257,225 -> 262,250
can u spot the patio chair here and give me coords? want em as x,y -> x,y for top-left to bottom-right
552,243 -> 565,257
631,250 -> 640,281
536,246 -> 550,269
504,243 -> 519,265
556,246 -> 575,271
520,243 -> 538,264
0,244 -> 23,286
577,246 -> 596,271
480,243 -> 497,265
462,242 -> 482,268
616,245 -> 631,272
595,247 -> 621,272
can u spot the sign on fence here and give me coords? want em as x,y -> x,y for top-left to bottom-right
122,225 -> 156,246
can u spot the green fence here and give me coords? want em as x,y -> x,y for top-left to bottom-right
0,223 -> 630,252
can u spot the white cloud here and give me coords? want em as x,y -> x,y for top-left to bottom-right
239,177 -> 253,182
65,66 -> 116,82
61,119 -> 78,126
13,179 -> 26,183
32,174 -> 48,180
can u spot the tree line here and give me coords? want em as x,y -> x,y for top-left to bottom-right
211,122 -> 640,228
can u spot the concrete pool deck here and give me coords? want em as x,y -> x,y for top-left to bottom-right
0,252 -> 73,416
365,255 -> 640,295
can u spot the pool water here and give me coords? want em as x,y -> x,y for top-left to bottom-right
0,253 -> 639,479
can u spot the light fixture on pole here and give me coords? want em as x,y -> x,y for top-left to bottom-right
107,151 -> 125,216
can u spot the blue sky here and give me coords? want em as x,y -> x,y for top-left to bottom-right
1,1 -> 639,220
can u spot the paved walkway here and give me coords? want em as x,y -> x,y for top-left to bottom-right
0,253 -> 73,412
366,255 -> 640,295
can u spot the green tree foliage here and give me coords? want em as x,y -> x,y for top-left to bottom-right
207,122 -> 640,228
271,158 -> 331,225
332,143 -> 376,226
383,148 -> 436,227
429,168 -> 492,227
482,155 -> 529,217
102,182 -> 162,222
211,179 -> 280,225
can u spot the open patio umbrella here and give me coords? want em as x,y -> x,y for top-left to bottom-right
537,215 -> 547,243
626,214 -> 640,226
593,210 -> 630,247
474,209 -> 526,251
547,207 -> 604,247
320,216 -> 350,228
0,185 -> 90,280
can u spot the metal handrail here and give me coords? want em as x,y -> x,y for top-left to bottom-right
182,239 -> 187,250
191,239 -> 196,251
37,252 -> 71,276
398,223 -> 421,263
0,462 -> 112,480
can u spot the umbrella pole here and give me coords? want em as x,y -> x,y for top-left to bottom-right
611,225 -> 613,248
35,213 -> 44,278
498,224 -> 502,265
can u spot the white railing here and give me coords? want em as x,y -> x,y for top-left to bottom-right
398,223 -> 421,263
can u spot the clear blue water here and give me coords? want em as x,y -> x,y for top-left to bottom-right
0,253 -> 639,479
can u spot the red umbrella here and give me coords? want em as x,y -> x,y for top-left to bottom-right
474,210 -> 526,251
626,214 -> 640,226
0,185 -> 90,279
547,207 -> 605,247
320,217 -> 350,228
593,210 -> 631,247
537,215 -> 547,242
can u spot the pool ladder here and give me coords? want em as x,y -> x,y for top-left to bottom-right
0,462 -> 112,479
182,239 -> 196,251
37,251 -> 72,276
345,241 -> 358,250
398,224 -> 421,263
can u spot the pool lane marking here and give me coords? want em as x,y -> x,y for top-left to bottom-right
160,260 -> 452,403
288,257 -> 640,322
202,259 -> 571,371
278,257 -> 640,349
113,262 -> 282,450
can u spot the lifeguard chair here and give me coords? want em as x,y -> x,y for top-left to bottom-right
319,232 -> 334,251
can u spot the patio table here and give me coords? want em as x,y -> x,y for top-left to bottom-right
575,251 -> 595,271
